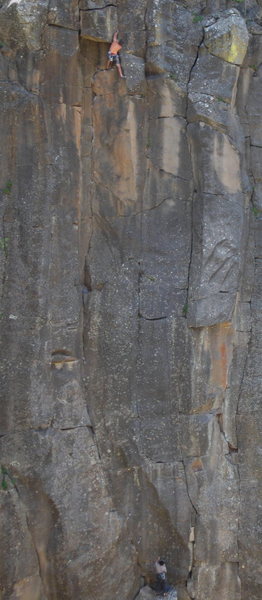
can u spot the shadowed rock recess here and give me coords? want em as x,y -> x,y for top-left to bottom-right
0,0 -> 262,598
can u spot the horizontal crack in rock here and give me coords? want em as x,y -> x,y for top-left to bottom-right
138,313 -> 167,321
80,4 -> 116,12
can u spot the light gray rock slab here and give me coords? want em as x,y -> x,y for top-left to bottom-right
204,10 -> 249,65
147,77 -> 187,119
179,413 -> 215,459
189,49 -> 240,104
187,90 -> 233,132
192,563 -> 241,600
135,586 -> 178,600
0,0 -> 49,51
188,123 -> 242,195
48,0 -> 79,29
147,116 -> 191,179
188,191 -> 244,327
146,2 -> 203,88
80,5 -> 117,42
121,53 -> 145,93
139,194 -> 191,318
250,146 -> 262,182
117,0 -> 147,56
246,75 -> 262,146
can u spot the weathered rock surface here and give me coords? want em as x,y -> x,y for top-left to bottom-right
135,586 -> 177,600
204,10 -> 249,65
0,1 -> 262,599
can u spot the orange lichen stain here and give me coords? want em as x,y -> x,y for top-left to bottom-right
30,68 -> 40,94
56,102 -> 66,122
191,401 -> 214,415
213,133 -> 241,193
209,321 -> 234,391
73,105 -> 82,154
93,86 -> 138,205
51,355 -> 78,370
191,458 -> 203,472
218,342 -> 227,389
112,130 -> 137,199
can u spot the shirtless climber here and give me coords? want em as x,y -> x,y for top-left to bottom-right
106,31 -> 125,78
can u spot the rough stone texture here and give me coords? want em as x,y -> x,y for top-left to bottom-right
135,586 -> 178,600
0,1 -> 262,600
204,10 -> 249,65
80,5 -> 117,42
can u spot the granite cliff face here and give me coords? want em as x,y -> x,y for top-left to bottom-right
0,1 -> 262,599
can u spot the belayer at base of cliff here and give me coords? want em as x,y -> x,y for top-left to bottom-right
153,558 -> 176,597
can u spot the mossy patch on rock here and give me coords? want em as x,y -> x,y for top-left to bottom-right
204,10 -> 249,65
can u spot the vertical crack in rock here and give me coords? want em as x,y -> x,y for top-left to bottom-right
0,196 -> 8,298
80,4 -> 117,11
236,326 -> 252,419
135,263 -> 143,422
184,32 -> 204,320
181,459 -> 198,516
181,458 -> 198,596
4,474 -> 47,596
234,450 -> 241,596
144,0 -> 149,66
82,88 -> 95,357
181,11 -> 249,597
25,514 -> 46,596
186,35 -> 205,112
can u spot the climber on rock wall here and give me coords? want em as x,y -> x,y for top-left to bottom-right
106,31 -> 125,78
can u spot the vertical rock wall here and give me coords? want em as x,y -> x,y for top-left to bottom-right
0,1 -> 262,599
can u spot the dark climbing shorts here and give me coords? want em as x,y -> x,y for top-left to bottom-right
107,51 -> 120,65
156,573 -> 170,593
